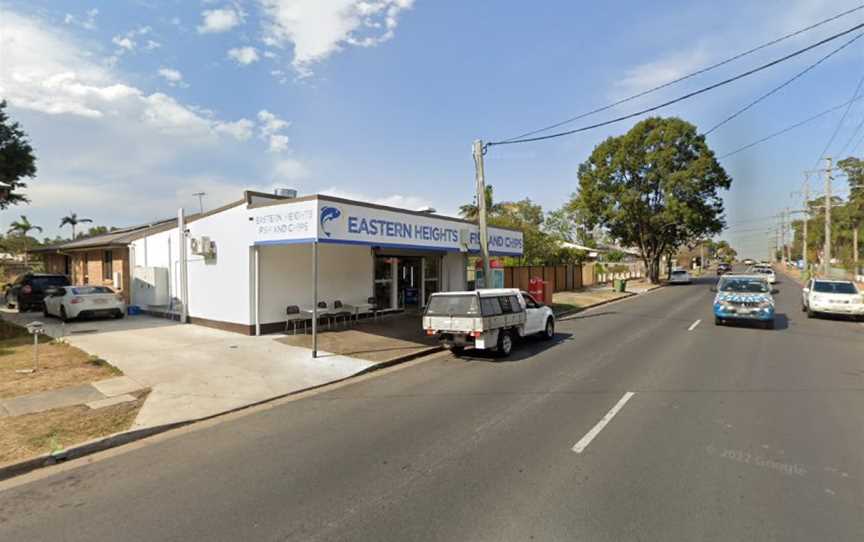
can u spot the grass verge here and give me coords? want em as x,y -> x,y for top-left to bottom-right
0,319 -> 123,399
0,390 -> 149,465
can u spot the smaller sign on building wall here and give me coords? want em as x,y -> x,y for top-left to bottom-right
249,199 -> 318,244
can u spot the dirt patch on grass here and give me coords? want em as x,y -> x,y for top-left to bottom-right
0,390 -> 149,465
0,320 -> 121,399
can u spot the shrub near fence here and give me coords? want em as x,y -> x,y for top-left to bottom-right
502,262 -> 644,293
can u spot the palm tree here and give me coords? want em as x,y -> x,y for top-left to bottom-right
7,215 -> 42,266
59,212 -> 93,239
459,185 -> 505,221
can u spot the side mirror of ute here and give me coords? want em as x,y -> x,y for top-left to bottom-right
771,288 -> 779,295
709,286 -> 717,293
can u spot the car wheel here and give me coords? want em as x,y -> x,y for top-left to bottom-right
496,330 -> 513,358
714,316 -> 723,326
60,305 -> 70,323
43,304 -> 50,318
448,345 -> 464,356
806,307 -> 815,319
542,318 -> 555,340
4,293 -> 12,309
801,303 -> 807,312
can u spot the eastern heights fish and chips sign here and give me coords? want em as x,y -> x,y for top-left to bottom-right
251,198 -> 523,256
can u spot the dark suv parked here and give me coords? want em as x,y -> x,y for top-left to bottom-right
4,273 -> 71,312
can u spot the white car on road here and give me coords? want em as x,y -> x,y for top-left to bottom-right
668,268 -> 692,284
802,279 -> 864,320
43,285 -> 126,322
423,289 -> 555,357
751,265 -> 776,284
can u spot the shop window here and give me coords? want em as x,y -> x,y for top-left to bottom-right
103,250 -> 114,281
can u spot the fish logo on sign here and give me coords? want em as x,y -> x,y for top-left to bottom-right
319,206 -> 341,237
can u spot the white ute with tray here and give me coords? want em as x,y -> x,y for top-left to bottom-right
422,288 -> 555,357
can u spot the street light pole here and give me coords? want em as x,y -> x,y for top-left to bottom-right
824,157 -> 833,276
472,140 -> 491,287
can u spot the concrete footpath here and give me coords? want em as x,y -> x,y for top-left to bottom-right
1,312 -> 377,429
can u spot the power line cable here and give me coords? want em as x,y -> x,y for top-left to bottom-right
495,4 -> 864,144
813,69 -> 864,168
489,21 -> 864,147
718,92 -> 864,159
837,98 -> 864,157
704,32 -> 864,135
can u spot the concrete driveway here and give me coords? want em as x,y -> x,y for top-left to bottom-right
2,309 -> 374,429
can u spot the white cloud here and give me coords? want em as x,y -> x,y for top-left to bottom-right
227,46 -> 260,65
64,8 -> 98,30
318,187 -> 431,211
0,8 -> 281,235
214,118 -> 255,141
257,109 -> 291,152
198,7 -> 242,34
111,26 -> 155,54
272,158 -> 310,180
268,134 -> 290,152
158,67 -> 188,88
112,35 -> 135,51
258,0 -> 415,76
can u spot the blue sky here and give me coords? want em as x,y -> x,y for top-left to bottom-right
2,1 -> 864,258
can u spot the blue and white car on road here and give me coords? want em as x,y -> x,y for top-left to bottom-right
713,274 -> 776,329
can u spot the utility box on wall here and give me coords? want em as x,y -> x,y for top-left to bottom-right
132,266 -> 170,306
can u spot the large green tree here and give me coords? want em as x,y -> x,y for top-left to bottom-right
571,117 -> 731,283
0,101 -> 36,209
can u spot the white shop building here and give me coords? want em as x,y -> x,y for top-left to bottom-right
129,190 -> 523,335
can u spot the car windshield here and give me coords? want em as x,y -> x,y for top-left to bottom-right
720,278 -> 769,293
813,281 -> 858,294
672,270 -> 687,275
425,295 -> 480,316
71,286 -> 115,295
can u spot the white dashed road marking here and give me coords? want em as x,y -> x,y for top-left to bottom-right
688,319 -> 701,331
572,392 -> 635,454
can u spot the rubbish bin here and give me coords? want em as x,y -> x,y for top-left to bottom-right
529,277 -> 545,303
613,279 -> 627,293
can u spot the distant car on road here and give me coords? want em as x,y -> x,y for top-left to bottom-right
3,273 -> 70,312
713,274 -> 776,329
423,288 -> 555,357
716,262 -> 732,276
751,265 -> 776,284
742,258 -> 755,265
801,279 -> 864,321
42,285 -> 126,322
669,269 -> 692,284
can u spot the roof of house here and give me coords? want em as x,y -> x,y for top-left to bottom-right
30,216 -> 187,253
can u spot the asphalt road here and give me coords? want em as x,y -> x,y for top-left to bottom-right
2,268 -> 864,541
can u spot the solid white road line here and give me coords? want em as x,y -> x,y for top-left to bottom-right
572,391 -> 635,454
688,319 -> 702,331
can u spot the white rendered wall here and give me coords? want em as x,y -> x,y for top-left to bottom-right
258,243 -> 374,325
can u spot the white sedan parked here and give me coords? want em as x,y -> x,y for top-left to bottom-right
802,279 -> 864,320
43,285 -> 126,322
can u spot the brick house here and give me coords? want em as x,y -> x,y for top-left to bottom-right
30,219 -> 179,304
